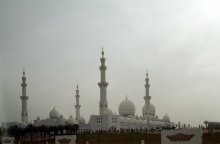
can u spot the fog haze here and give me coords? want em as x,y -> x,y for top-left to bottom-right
1,0 -> 220,126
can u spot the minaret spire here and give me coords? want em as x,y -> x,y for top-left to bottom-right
143,72 -> 152,120
143,72 -> 151,106
98,48 -> 108,115
75,84 -> 81,123
23,69 -> 25,77
20,70 -> 29,123
102,47 -> 104,58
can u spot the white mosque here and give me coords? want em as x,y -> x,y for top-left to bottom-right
6,50 -> 175,131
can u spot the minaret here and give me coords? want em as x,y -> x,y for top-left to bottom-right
98,48 -> 108,115
143,72 -> 151,110
20,70 -> 29,123
75,84 -> 81,123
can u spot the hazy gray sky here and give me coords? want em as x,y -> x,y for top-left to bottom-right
1,0 -> 220,126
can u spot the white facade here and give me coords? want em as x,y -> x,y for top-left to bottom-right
89,114 -> 120,131
5,50 -> 174,132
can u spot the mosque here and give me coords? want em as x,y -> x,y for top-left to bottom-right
6,50 -> 175,131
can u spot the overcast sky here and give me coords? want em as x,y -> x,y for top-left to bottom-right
1,0 -> 220,127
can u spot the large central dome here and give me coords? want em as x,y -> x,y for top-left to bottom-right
119,97 -> 135,116
49,107 -> 59,119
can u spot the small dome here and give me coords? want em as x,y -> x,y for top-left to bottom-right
49,107 -> 59,119
127,118 -> 132,124
150,120 -> 155,125
128,115 -> 134,119
142,103 -> 156,117
119,97 -> 135,116
120,117 -> 125,123
143,120 -> 148,125
79,117 -> 86,124
19,122 -> 27,128
132,119 -> 138,124
36,116 -> 40,121
133,119 -> 138,124
155,120 -> 159,125
138,119 -> 144,125
124,117 -> 130,123
67,116 -> 75,124
107,108 -> 113,115
103,108 -> 113,115
163,114 -> 170,122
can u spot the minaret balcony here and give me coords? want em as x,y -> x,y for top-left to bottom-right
20,96 -> 28,100
145,84 -> 150,88
21,83 -> 27,87
100,58 -> 106,62
75,105 -> 81,108
99,66 -> 107,70
98,82 -> 108,87
143,96 -> 151,100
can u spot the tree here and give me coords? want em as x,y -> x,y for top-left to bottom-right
58,125 -> 64,135
204,121 -> 208,129
0,127 -> 2,136
0,127 -> 3,136
7,125 -> 20,137
38,125 -> 47,139
73,124 -> 79,134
